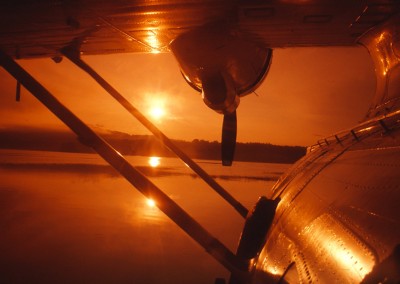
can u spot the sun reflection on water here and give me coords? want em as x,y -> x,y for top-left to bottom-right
148,156 -> 161,167
140,196 -> 164,223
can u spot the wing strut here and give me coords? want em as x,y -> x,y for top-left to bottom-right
0,50 -> 249,278
16,81 -> 21,101
61,46 -> 248,219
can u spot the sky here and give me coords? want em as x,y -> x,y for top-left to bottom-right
0,46 -> 375,146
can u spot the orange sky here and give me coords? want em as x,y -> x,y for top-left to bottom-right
0,46 -> 375,146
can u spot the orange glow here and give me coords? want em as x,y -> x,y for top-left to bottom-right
302,214 -> 375,281
0,48 -> 375,147
146,30 -> 161,54
149,106 -> 165,119
146,198 -> 156,207
148,156 -> 161,167
146,96 -> 167,121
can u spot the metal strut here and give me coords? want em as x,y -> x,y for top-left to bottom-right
61,46 -> 249,219
16,81 -> 21,101
0,50 -> 249,277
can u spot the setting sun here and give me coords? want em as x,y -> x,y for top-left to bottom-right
146,198 -> 156,208
146,96 -> 168,121
149,106 -> 165,119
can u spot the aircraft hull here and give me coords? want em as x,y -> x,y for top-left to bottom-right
254,115 -> 400,283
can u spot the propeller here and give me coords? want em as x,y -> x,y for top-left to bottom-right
198,71 -> 239,166
221,110 -> 237,166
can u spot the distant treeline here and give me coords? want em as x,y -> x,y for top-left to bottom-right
0,128 -> 306,164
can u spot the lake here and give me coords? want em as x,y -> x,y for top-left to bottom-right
0,149 -> 290,284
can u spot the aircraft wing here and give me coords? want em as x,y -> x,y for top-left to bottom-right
1,0 -> 399,59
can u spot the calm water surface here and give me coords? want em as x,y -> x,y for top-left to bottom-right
0,149 -> 290,284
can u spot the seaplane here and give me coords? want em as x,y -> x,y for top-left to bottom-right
1,1 -> 399,283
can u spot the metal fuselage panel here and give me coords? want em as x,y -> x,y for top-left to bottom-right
253,16 -> 400,281
254,117 -> 400,283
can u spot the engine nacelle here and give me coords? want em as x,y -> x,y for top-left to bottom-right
170,21 -> 272,114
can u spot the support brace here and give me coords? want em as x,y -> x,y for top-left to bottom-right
0,49 -> 249,277
16,81 -> 21,101
61,46 -> 248,219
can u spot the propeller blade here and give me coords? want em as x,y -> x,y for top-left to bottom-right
221,110 -> 237,166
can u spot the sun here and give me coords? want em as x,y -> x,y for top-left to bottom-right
146,198 -> 156,208
146,96 -> 167,121
149,106 -> 165,120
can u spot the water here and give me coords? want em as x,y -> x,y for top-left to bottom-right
0,149 -> 290,284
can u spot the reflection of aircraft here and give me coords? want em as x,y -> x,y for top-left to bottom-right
1,1 -> 400,283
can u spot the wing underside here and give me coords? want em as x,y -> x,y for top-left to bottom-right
1,0 -> 399,59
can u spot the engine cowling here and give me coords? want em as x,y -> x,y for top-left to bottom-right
170,21 -> 272,114
170,22 -> 272,165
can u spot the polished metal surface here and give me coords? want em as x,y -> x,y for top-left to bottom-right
361,15 -> 400,118
255,110 -> 400,282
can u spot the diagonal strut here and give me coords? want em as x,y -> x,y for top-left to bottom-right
61,46 -> 248,219
0,49 -> 249,277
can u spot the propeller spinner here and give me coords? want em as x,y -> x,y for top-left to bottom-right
170,22 -> 272,166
